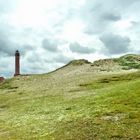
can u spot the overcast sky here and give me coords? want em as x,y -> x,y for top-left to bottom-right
0,0 -> 140,77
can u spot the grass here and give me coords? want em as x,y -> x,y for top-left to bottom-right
0,67 -> 140,139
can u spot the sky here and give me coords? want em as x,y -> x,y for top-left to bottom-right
0,0 -> 140,77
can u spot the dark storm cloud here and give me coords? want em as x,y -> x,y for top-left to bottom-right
83,11 -> 121,34
100,33 -> 131,54
42,38 -> 59,52
0,36 -> 33,56
101,12 -> 121,21
82,0 -> 140,35
69,42 -> 95,54
0,33 -> 16,56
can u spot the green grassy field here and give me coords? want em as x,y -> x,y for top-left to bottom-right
0,55 -> 140,140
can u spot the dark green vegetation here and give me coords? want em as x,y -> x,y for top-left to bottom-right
0,54 -> 140,140
117,54 -> 140,69
93,54 -> 140,70
68,59 -> 91,66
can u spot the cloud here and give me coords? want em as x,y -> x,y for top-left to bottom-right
101,12 -> 121,21
0,36 -> 33,57
82,0 -> 140,35
69,42 -> 95,54
42,38 -> 59,52
0,0 -> 18,14
0,33 -> 16,56
100,33 -> 131,54
53,54 -> 73,63
0,56 -> 14,77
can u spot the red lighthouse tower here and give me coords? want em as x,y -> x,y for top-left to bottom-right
14,50 -> 20,76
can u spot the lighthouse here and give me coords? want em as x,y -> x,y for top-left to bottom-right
14,50 -> 20,76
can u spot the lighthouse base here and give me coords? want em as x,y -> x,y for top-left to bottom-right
14,74 -> 20,77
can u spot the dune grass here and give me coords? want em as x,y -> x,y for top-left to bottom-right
0,71 -> 140,140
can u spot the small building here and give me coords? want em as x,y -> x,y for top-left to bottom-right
0,77 -> 4,83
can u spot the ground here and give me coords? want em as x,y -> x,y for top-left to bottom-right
0,54 -> 140,140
